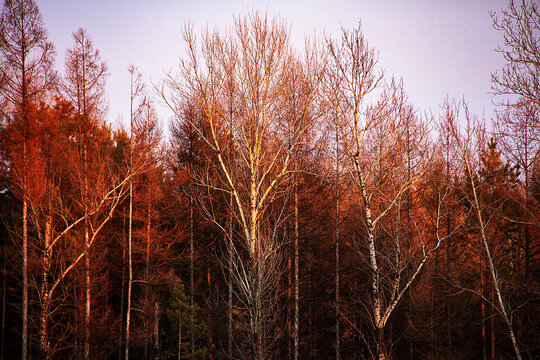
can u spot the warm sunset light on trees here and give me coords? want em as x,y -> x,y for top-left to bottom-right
0,1 -> 538,360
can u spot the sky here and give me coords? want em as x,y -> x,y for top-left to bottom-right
38,0 -> 510,130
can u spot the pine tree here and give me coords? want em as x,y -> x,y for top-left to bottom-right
166,280 -> 208,360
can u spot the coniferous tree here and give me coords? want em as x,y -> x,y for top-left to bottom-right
0,1 -> 55,357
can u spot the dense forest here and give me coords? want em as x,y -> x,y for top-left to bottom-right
0,0 -> 538,359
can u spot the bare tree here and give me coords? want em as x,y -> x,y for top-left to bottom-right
124,66 -> 162,360
124,64 -> 145,360
491,0 -> 540,108
334,116 -> 341,360
494,103 -> 539,284
63,28 -> 108,119
284,55 -> 322,360
62,27 -> 107,360
163,13 -> 320,359
325,26 -> 447,360
140,105 -> 163,360
444,101 -> 523,360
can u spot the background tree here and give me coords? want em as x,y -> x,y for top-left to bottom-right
136,100 -> 164,360
124,64 -> 144,360
0,0 -> 55,358
164,280 -> 207,360
325,26 -> 447,360
62,27 -> 117,360
163,14 -> 320,359
0,5 -> 539,360
445,101 -> 523,360
491,0 -> 540,108
492,2 -> 540,356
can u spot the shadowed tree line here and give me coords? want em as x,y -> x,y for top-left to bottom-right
0,0 -> 538,359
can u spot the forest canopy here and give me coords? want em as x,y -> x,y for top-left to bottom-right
0,1 -> 538,360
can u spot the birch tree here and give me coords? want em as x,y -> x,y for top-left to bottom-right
163,13 -> 319,359
444,101 -> 523,360
491,0 -> 540,108
124,64 -> 144,360
325,26 -> 447,359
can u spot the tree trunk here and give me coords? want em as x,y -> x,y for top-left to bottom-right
1,243 -> 6,360
126,69 -> 136,360
144,195 -> 151,360
361,179 -> 383,359
22,202 -> 27,360
465,158 -> 522,360
189,198 -> 195,357
307,255 -> 313,360
125,180 -> 133,360
335,128 -> 340,360
481,252 -> 487,360
430,254 -> 437,358
445,135 -> 452,357
119,206 -> 126,360
84,141 -> 91,360
22,141 -> 28,360
287,242 -> 292,358
491,288 -> 495,360
228,197 -> 233,360
524,226 -> 530,282
446,212 -> 452,357
153,301 -> 160,360
294,179 -> 299,360
377,326 -> 386,360
153,302 -> 160,360
207,269 -> 215,359
353,154 -> 384,359
524,123 -> 530,284
39,215 -> 52,360
255,262 -> 263,360
84,214 -> 90,360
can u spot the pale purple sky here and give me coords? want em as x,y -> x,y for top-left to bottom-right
39,0 -> 509,128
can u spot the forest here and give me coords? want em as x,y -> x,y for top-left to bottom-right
0,0 -> 538,359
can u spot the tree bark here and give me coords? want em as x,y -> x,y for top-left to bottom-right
22,137 -> 28,360
207,268 -> 214,359
377,326 -> 386,360
125,65 -> 138,360
308,255 -> 313,360
189,197 -> 194,356
460,140 -> 523,360
491,288 -> 495,360
228,196 -> 233,360
446,203 -> 452,357
335,128 -> 340,360
22,193 -> 27,360
144,191 -> 151,360
84,140 -> 91,360
1,243 -> 6,360
125,154 -> 133,360
119,206 -> 126,360
154,302 -> 160,360
481,252 -> 487,360
39,214 -> 52,360
294,173 -> 299,360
